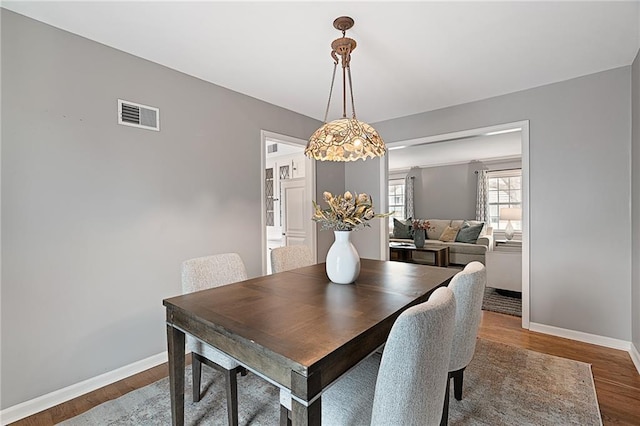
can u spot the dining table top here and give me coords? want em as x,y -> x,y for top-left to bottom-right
163,258 -> 458,391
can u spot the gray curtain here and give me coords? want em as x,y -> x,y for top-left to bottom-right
476,170 -> 489,222
405,175 -> 415,219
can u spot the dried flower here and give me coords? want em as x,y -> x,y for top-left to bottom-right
312,191 -> 390,231
412,220 -> 434,231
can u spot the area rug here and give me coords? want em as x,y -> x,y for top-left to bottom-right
482,286 -> 522,317
59,339 -> 601,425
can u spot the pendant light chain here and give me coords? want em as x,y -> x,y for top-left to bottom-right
346,65 -> 357,119
323,62 -> 338,124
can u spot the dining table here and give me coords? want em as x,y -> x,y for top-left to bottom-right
163,258 -> 457,426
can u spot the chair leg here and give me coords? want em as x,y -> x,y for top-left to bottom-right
440,376 -> 450,426
224,367 -> 240,426
452,368 -> 465,401
192,353 -> 203,403
192,352 -> 243,425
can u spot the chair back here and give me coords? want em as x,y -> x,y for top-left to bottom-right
182,253 -> 248,294
370,287 -> 456,426
270,245 -> 313,273
448,261 -> 487,372
181,253 -> 248,358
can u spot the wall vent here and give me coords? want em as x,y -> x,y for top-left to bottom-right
118,99 -> 160,131
267,143 -> 278,154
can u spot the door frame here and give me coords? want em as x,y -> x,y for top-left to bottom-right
382,120 -> 530,329
260,130 -> 317,275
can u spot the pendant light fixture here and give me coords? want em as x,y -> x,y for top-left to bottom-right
305,16 -> 386,162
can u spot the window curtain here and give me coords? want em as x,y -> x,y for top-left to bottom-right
405,176 -> 415,219
475,170 -> 489,222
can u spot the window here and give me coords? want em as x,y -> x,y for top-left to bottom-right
487,169 -> 522,231
265,168 -> 274,226
388,178 -> 406,228
279,165 -> 290,226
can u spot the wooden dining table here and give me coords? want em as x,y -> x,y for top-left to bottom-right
163,258 -> 457,426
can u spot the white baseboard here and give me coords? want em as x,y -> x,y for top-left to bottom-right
0,352 -> 167,425
630,342 -> 640,375
529,322 -> 631,351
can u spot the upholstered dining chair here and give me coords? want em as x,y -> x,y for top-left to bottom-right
270,245 -> 314,273
181,253 -> 249,426
441,261 -> 487,425
279,286 -> 456,426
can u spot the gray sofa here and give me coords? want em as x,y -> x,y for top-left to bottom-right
390,219 -> 493,265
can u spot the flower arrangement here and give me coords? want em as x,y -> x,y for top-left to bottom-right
312,191 -> 390,231
412,219 -> 433,231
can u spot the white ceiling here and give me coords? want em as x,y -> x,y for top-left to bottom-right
3,1 -> 639,125
388,131 -> 522,171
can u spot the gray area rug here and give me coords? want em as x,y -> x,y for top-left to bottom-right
59,339 -> 601,425
482,287 -> 522,317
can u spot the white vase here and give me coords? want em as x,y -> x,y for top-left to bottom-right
326,230 -> 361,284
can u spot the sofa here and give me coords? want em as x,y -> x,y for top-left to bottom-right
390,218 -> 494,265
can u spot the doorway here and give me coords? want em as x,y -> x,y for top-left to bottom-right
383,121 -> 530,329
260,131 -> 316,275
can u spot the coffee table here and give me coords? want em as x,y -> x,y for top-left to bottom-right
389,243 -> 450,267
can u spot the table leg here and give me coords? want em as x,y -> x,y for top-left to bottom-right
167,324 -> 185,426
435,250 -> 444,267
434,248 -> 450,267
291,398 -> 321,426
291,370 -> 321,426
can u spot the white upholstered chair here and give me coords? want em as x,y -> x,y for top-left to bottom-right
270,245 -> 314,273
441,261 -> 487,425
181,253 -> 249,426
280,286 -> 456,426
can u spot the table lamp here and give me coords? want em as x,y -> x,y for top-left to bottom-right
500,207 -> 522,241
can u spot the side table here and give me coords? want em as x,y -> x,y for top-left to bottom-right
486,241 -> 522,292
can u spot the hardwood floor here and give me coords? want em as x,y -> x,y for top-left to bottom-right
10,311 -> 640,425
478,312 -> 640,425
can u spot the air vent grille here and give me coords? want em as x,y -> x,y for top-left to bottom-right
118,99 -> 159,131
121,103 -> 140,124
267,143 -> 278,154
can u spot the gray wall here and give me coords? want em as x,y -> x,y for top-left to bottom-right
346,158 -> 385,260
632,49 -> 640,353
404,159 -> 521,220
0,10 -> 321,409
374,67 -> 632,341
315,161 -> 345,261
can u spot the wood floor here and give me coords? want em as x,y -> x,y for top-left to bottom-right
478,312 -> 640,425
11,311 -> 640,425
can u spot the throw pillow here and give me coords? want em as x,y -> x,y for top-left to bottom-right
456,221 -> 484,243
426,219 -> 451,240
392,218 -> 412,239
439,226 -> 459,242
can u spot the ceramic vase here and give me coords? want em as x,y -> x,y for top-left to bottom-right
413,229 -> 426,248
326,230 -> 360,284
505,220 -> 515,240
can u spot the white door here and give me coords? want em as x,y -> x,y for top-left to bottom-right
281,178 -> 308,247
265,157 -> 305,242
262,132 -> 317,275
